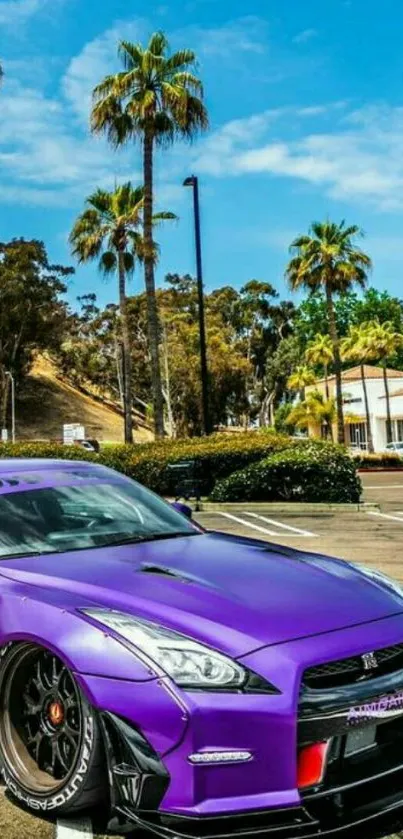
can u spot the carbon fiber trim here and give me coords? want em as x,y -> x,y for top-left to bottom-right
99,711 -> 170,817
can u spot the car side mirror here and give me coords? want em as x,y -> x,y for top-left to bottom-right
171,501 -> 193,520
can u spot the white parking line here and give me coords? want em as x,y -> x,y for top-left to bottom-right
218,512 -> 278,536
56,818 -> 93,839
245,511 -> 317,537
367,511 -> 403,524
218,512 -> 317,538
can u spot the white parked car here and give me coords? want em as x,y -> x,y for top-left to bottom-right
383,441 -> 403,456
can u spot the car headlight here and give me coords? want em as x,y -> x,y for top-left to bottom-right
80,608 -> 247,689
356,565 -> 403,598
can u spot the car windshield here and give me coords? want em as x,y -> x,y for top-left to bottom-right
0,478 -> 199,559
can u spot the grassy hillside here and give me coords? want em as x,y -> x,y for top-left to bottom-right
14,356 -> 153,443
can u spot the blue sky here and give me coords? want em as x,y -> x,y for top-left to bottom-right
1,0 -> 403,309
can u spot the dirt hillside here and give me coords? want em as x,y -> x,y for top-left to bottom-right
14,356 -> 153,443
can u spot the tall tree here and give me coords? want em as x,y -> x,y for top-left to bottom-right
286,390 -> 337,438
305,333 -> 334,399
287,365 -> 316,400
286,221 -> 372,444
91,32 -> 209,437
367,320 -> 403,444
70,183 -> 173,443
341,323 -> 376,453
0,239 -> 72,430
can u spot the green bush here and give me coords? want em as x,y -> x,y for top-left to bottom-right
0,442 -> 98,462
210,442 -> 362,503
0,433 -> 290,493
352,452 -> 403,469
0,435 -> 361,503
124,431 -> 293,494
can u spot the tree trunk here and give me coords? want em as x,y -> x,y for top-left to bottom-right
114,336 -> 124,407
259,390 -> 275,427
143,130 -> 165,438
118,251 -> 133,444
162,323 -> 176,438
383,363 -> 393,444
0,369 -> 8,432
324,364 -> 330,400
360,363 -> 374,453
325,285 -> 345,444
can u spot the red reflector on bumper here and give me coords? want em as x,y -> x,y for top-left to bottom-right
297,742 -> 330,789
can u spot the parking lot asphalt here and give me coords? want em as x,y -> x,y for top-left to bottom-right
3,470 -> 403,839
194,471 -> 403,580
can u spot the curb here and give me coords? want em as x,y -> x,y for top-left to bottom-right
358,468 -> 403,473
189,501 -> 380,514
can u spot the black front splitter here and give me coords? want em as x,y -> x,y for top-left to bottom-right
107,797 -> 403,839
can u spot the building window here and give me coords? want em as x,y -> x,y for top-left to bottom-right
394,420 -> 403,442
348,422 -> 368,449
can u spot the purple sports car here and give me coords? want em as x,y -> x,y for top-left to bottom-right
0,458 -> 403,837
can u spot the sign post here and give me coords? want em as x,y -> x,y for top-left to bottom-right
63,424 -> 85,445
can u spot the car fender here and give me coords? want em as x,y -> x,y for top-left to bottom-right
0,590 -> 190,756
0,588 -> 156,681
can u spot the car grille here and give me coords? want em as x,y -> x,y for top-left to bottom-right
304,643 -> 403,689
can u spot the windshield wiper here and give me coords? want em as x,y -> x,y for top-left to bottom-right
0,549 -> 62,561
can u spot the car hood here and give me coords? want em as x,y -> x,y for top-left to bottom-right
2,532 -> 403,658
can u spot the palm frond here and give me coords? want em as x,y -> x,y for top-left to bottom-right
92,73 -> 121,101
91,97 -> 134,145
147,31 -> 169,57
122,251 -> 135,275
152,211 -> 177,223
86,189 -> 113,217
99,251 -> 117,276
118,40 -> 144,70
164,49 -> 197,72
172,93 -> 209,138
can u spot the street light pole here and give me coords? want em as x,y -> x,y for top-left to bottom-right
183,175 -> 210,435
5,371 -> 15,443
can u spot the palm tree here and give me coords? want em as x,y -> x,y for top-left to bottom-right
368,320 -> 403,444
91,33 -> 209,438
286,390 -> 336,438
287,390 -> 359,441
70,182 -> 174,443
305,333 -> 334,399
341,323 -> 375,453
286,221 -> 372,444
287,365 -> 316,400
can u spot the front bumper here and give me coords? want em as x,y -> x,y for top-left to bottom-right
78,613 -> 403,838
98,682 -> 403,839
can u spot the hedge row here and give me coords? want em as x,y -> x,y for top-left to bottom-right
210,443 -> 362,503
0,434 -> 361,502
352,452 -> 403,469
0,431 -> 294,495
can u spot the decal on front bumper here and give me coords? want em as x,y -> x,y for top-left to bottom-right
348,690 -> 403,723
297,665 -> 403,836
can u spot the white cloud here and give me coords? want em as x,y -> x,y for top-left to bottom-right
0,0 -> 65,25
0,78 -> 142,206
173,16 -> 267,59
0,17 -> 195,208
63,19 -> 147,123
194,104 -> 403,209
293,28 -> 318,44
63,15 -> 268,125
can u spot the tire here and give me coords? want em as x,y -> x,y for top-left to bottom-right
0,643 -> 106,816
